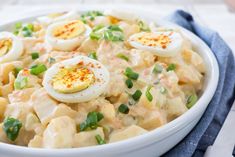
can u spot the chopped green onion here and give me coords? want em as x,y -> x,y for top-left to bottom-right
22,27 -> 32,37
118,104 -> 129,114
108,25 -> 123,32
30,64 -> 47,75
14,76 -> 28,90
30,64 -> 38,69
186,94 -> 198,109
124,67 -> 139,80
92,25 -> 104,32
88,52 -> 97,60
80,111 -> 104,131
166,64 -> 176,71
145,86 -> 153,102
132,89 -> 142,101
116,53 -> 129,61
81,11 -> 103,23
27,24 -> 34,31
3,117 -> 22,141
15,22 -> 22,29
90,16 -> 95,21
48,57 -> 56,64
125,79 -> 133,88
104,30 -> 124,42
13,30 -> 20,36
13,22 -> 22,35
90,32 -> 102,40
14,67 -> 22,76
31,52 -> 39,60
95,134 -> 106,145
90,25 -> 104,40
81,11 -> 103,18
90,25 -> 124,42
138,20 -> 150,32
160,86 -> 167,94
153,64 -> 163,74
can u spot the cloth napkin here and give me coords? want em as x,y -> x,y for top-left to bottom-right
162,10 -> 235,157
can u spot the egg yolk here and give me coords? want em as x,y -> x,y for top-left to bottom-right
108,16 -> 120,24
134,32 -> 172,49
0,38 -> 12,57
52,65 -> 95,94
52,20 -> 86,40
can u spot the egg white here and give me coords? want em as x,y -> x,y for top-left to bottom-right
37,11 -> 79,26
43,56 -> 110,103
0,32 -> 24,63
128,31 -> 183,57
104,9 -> 138,22
45,20 -> 91,51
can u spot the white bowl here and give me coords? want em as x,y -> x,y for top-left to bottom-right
0,9 -> 219,157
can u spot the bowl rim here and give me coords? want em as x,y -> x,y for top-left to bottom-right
0,8 -> 219,155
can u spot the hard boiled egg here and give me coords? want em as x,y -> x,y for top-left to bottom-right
37,11 -> 79,26
0,32 -> 23,63
43,56 -> 110,103
104,9 -> 138,22
128,31 -> 183,57
45,20 -> 91,51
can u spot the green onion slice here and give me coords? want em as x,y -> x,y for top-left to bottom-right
30,64 -> 47,75
125,79 -> 133,89
146,86 -> 153,102
132,89 -> 142,101
80,111 -> 104,131
116,53 -> 129,61
166,64 -> 176,71
31,52 -> 39,60
108,25 -> 123,32
3,117 -> 22,141
153,64 -> 163,74
81,11 -> 103,22
186,94 -> 198,109
90,25 -> 124,42
14,76 -> 28,90
13,22 -> 22,35
92,25 -> 105,32
138,20 -> 150,32
118,104 -> 129,114
88,52 -> 98,60
95,134 -> 106,145
90,32 -> 102,40
124,67 -> 139,80
15,22 -> 22,29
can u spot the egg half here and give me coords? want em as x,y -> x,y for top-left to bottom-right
37,11 -> 79,26
104,9 -> 138,22
45,20 -> 91,51
43,56 -> 110,103
0,32 -> 23,63
128,31 -> 183,57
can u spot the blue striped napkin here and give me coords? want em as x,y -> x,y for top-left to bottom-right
162,10 -> 235,157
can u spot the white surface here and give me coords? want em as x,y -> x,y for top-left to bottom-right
204,102 -> 235,157
0,8 -> 219,157
0,0 -> 224,5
